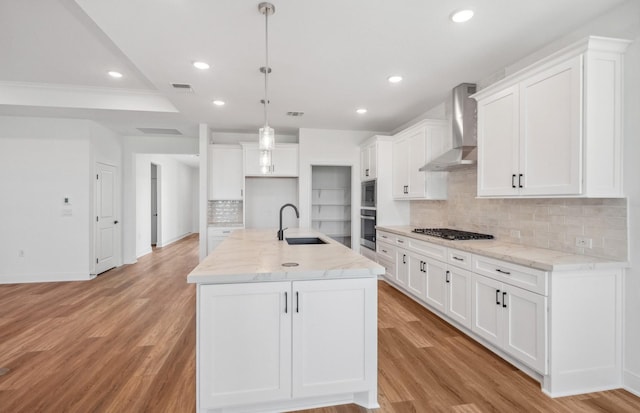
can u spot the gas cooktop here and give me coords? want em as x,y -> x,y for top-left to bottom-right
411,228 -> 494,241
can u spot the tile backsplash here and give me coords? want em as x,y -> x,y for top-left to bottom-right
411,168 -> 627,260
208,200 -> 243,225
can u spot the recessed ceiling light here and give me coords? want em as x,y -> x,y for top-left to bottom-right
212,100 -> 225,106
451,9 -> 474,23
108,71 -> 123,78
388,75 -> 403,83
356,108 -> 367,114
193,61 -> 210,70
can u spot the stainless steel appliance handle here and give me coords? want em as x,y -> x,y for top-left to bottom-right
360,216 -> 376,221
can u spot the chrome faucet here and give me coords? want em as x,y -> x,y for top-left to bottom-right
278,203 -> 300,240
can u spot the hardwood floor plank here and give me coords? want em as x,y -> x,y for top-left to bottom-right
0,234 -> 639,412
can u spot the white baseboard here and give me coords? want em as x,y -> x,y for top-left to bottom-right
624,369 -> 640,397
136,247 -> 152,258
0,272 -> 91,284
158,232 -> 192,248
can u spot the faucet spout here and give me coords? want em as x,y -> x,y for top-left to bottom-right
278,203 -> 300,240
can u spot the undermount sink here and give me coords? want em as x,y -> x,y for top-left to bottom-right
286,237 -> 327,245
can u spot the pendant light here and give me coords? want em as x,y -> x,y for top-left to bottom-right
258,2 -> 275,173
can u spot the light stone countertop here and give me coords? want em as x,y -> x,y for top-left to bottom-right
188,228 -> 384,284
377,226 -> 628,272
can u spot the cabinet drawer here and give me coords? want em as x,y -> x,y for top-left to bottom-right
376,242 -> 396,262
378,257 -> 395,280
376,231 -> 397,244
406,237 -> 447,261
472,255 -> 548,295
208,227 -> 237,237
448,249 -> 472,270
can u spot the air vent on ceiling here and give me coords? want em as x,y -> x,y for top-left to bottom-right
171,83 -> 194,92
286,111 -> 305,117
137,128 -> 183,135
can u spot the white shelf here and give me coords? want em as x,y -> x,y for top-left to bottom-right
312,203 -> 350,206
312,218 -> 351,222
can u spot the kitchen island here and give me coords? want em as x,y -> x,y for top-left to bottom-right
187,228 -> 384,413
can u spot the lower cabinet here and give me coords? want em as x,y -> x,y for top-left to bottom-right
198,278 -> 377,411
472,273 -> 547,374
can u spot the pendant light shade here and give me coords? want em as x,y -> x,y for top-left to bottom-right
258,125 -> 274,150
258,2 -> 275,172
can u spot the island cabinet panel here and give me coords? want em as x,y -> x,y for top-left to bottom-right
292,278 -> 377,398
199,282 -> 292,409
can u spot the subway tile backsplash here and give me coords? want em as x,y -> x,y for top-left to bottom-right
410,168 -> 627,260
208,200 -> 243,225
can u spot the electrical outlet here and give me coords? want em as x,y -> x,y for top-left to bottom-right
510,229 -> 521,239
575,236 -> 592,248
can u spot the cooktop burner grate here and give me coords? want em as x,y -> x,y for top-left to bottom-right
412,228 -> 494,241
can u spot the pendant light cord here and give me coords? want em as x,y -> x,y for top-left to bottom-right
264,9 -> 269,127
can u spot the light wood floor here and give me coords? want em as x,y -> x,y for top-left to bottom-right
1,234 -> 639,413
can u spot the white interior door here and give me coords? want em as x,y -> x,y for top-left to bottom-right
151,164 -> 158,246
95,162 -> 118,274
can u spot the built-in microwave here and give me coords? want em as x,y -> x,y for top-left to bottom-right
361,180 -> 376,208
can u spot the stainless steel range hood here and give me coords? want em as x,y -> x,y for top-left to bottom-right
420,83 -> 477,171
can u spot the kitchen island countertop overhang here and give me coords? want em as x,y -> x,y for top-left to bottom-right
188,228 -> 385,284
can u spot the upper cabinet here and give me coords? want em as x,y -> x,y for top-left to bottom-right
360,141 -> 377,180
209,145 -> 243,200
243,143 -> 299,177
474,36 -> 630,198
392,120 -> 448,200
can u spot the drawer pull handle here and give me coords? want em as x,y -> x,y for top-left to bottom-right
502,292 -> 507,308
382,249 -> 388,253
495,269 -> 511,275
397,239 -> 404,243
452,256 -> 464,261
496,289 -> 501,305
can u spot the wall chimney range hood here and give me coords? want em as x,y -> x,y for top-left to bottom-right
420,83 -> 477,171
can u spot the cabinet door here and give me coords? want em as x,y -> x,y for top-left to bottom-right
477,86 -> 520,197
272,146 -> 299,176
209,146 -> 243,200
519,56 -> 582,196
360,147 -> 369,180
407,254 -> 426,299
407,129 -> 426,198
395,249 -> 409,287
423,257 -> 447,313
502,284 -> 548,374
446,266 -> 472,329
471,274 -> 502,347
367,143 -> 377,179
199,282 -> 291,408
392,138 -> 409,199
292,278 -> 377,398
243,146 -> 263,176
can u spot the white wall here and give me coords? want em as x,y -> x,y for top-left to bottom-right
135,154 -> 197,258
0,117 -> 92,282
299,128 -> 377,251
122,135 -> 198,263
245,178 -> 299,230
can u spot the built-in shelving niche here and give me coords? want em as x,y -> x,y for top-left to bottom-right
311,165 -> 352,248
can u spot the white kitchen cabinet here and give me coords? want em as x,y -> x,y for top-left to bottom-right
395,248 -> 409,288
243,143 -> 299,177
407,253 -> 425,298
292,279 -> 377,398
208,145 -> 243,200
475,36 -> 630,198
472,272 -> 548,374
392,120 -> 448,200
423,256 -> 448,313
360,141 -> 377,180
198,277 -> 377,411
199,282 -> 292,408
446,265 -> 473,329
207,227 -> 237,254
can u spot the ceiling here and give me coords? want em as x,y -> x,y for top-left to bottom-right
0,0 -> 628,138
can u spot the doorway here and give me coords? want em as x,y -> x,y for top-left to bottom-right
311,165 -> 352,248
151,163 -> 160,247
